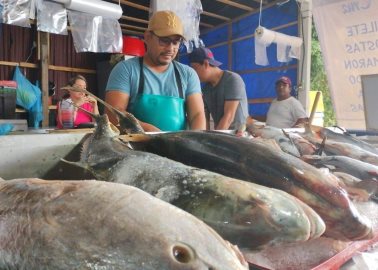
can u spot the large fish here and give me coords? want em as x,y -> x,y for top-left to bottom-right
80,91 -> 373,241
302,136 -> 378,167
121,131 -> 373,241
66,114 -> 325,250
246,124 -> 301,157
307,125 -> 378,155
0,178 -> 248,270
332,172 -> 378,202
302,155 -> 378,182
322,141 -> 378,166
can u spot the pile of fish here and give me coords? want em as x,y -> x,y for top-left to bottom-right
120,130 -> 372,241
58,90 -> 377,255
0,178 -> 248,270
245,123 -> 378,201
65,114 -> 326,250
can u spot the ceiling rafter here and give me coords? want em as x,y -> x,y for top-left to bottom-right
201,11 -> 231,21
114,0 -> 149,11
215,0 -> 254,12
121,15 -> 149,24
120,23 -> 146,32
107,0 -> 276,32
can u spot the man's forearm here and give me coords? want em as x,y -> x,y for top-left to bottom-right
189,113 -> 206,130
215,116 -> 232,130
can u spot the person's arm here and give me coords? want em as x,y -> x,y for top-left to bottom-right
215,100 -> 239,130
250,115 -> 267,122
205,110 -> 211,130
56,102 -> 63,128
292,117 -> 309,128
105,90 -> 160,132
186,93 -> 206,130
291,98 -> 308,128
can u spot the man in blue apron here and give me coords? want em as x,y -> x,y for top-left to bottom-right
105,10 -> 206,132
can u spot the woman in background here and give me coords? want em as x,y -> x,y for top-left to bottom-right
57,75 -> 99,129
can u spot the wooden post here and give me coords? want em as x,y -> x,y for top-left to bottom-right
39,31 -> 50,127
309,91 -> 321,125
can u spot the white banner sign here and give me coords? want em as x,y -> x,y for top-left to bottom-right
313,0 -> 378,129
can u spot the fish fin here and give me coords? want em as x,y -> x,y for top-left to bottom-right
314,136 -> 327,155
62,86 -> 142,133
62,96 -> 99,120
79,88 -> 144,134
61,158 -> 90,171
114,137 -> 133,149
118,133 -> 151,142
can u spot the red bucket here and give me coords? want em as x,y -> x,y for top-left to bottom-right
122,36 -> 145,56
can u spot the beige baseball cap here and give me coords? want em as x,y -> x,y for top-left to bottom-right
147,10 -> 184,38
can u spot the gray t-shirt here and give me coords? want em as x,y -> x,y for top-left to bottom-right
266,96 -> 307,128
202,70 -> 249,130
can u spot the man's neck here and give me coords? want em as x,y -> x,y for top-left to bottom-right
277,95 -> 291,101
209,68 -> 224,87
143,55 -> 170,73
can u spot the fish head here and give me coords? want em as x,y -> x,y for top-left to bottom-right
109,184 -> 249,270
0,179 -> 248,269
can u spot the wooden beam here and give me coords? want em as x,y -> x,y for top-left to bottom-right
121,29 -> 145,36
120,23 -> 146,32
0,61 -> 96,74
39,31 -> 50,128
200,21 -> 214,28
121,15 -> 148,24
237,64 -> 298,75
48,65 -> 96,74
201,11 -> 231,21
248,97 -> 274,104
216,0 -> 254,11
0,61 -> 37,68
112,0 -> 149,11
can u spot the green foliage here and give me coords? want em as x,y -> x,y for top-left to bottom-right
310,25 -> 336,127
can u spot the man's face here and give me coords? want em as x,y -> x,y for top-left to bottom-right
275,81 -> 291,100
190,62 -> 207,82
145,31 -> 182,66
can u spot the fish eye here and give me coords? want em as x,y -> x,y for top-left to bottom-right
172,244 -> 194,264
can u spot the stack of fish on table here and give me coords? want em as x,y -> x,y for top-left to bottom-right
76,92 -> 376,244
245,122 -> 378,203
2,90 -> 377,269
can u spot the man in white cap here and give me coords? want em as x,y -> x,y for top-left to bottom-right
105,11 -> 205,132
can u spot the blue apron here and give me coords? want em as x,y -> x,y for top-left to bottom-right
129,57 -> 186,131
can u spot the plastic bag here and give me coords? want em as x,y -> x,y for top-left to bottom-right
68,10 -> 122,53
12,66 -> 37,110
12,67 -> 43,128
0,123 -> 14,135
2,0 -> 32,28
28,80 -> 43,128
36,0 -> 68,35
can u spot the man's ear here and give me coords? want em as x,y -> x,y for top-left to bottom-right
144,31 -> 151,41
203,59 -> 210,68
